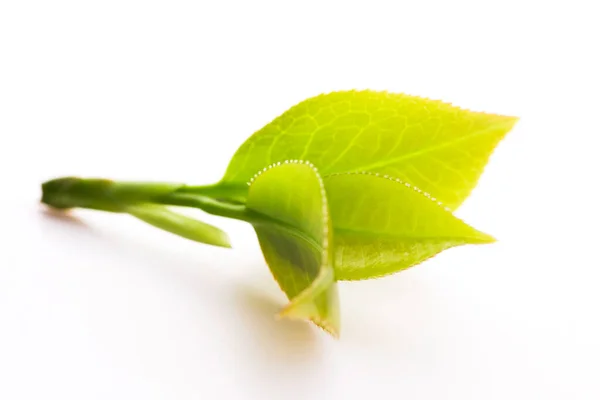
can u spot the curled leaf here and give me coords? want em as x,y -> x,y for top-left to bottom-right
246,161 -> 340,336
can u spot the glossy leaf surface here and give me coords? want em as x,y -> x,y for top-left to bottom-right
324,173 -> 495,280
222,90 -> 517,210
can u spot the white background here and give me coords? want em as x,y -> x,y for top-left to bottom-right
1,1 -> 599,399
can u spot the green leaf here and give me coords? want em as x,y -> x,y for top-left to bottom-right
323,172 -> 495,280
126,204 -> 231,248
221,90 -> 518,210
246,161 -> 340,336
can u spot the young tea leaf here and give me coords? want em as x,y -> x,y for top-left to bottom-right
127,204 -> 231,248
221,90 -> 517,210
323,173 -> 495,280
246,161 -> 340,336
39,89 -> 517,337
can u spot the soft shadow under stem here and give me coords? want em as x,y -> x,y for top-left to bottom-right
40,207 -> 324,356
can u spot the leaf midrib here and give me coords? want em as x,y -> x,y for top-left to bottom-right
325,120 -> 514,175
334,227 -> 494,244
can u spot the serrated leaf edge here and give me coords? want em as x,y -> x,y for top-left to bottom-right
324,170 -> 496,243
262,89 -> 519,129
324,170 -> 453,212
248,159 -> 339,337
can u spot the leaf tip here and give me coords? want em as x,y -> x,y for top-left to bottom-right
314,320 -> 340,339
473,230 -> 497,244
277,300 -> 308,320
277,303 -> 340,338
215,232 -> 233,248
503,114 -> 520,130
217,239 -> 233,249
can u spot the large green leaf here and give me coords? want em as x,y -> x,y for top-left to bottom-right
127,204 -> 231,248
246,161 -> 340,336
221,90 -> 517,210
324,172 -> 495,280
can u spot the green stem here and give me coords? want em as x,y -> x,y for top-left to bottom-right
41,176 -> 319,249
41,177 -> 183,212
41,177 -> 248,220
156,191 -> 320,248
155,192 -> 251,222
177,183 -> 249,204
